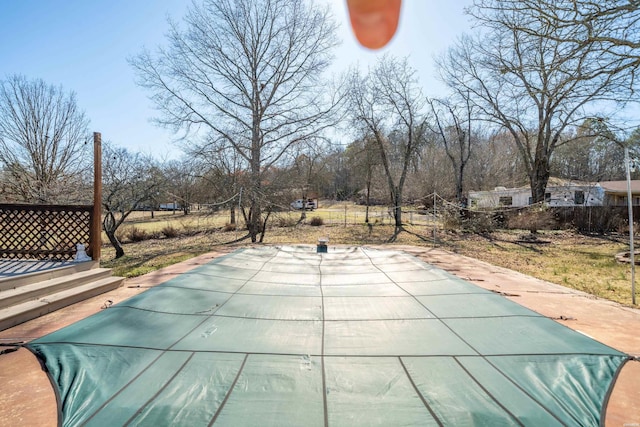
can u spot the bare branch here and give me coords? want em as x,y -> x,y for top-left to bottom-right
0,75 -> 90,203
130,0 -> 341,241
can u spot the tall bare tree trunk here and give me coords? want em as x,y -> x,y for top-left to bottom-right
249,136 -> 262,242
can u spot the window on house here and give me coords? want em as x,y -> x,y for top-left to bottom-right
574,191 -> 585,205
499,196 -> 512,206
545,193 -> 551,202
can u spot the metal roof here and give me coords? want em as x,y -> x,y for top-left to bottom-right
599,180 -> 640,194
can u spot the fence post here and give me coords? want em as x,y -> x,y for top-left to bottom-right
433,192 -> 437,247
344,204 -> 347,228
90,132 -> 102,261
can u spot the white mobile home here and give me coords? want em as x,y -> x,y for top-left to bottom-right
468,179 -> 605,209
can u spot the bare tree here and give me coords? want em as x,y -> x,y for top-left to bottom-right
319,146 -> 354,201
164,158 -> 201,215
465,130 -> 527,191
310,146 -> 342,200
0,75 -> 90,203
186,135 -> 246,225
348,56 -> 428,237
130,0 -> 341,242
549,120 -> 629,182
344,135 -> 384,222
287,138 -> 328,222
427,96 -> 475,202
438,2 -> 631,204
470,0 -> 640,85
102,143 -> 165,258
413,136 -> 456,200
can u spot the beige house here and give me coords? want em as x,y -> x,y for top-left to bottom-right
598,181 -> 640,206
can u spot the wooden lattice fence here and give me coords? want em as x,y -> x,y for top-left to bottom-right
0,204 -> 94,261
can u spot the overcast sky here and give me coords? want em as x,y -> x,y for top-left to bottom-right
0,0 -> 473,159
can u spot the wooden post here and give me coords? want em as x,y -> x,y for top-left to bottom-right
89,132 -> 102,260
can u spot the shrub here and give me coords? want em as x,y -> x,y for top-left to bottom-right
274,216 -> 297,228
506,207 -> 556,232
441,206 -> 496,233
126,226 -> 149,242
161,225 -> 179,238
115,226 -> 128,243
309,216 -> 324,226
463,212 -> 496,233
178,220 -> 199,236
148,231 -> 163,239
552,206 -> 625,234
440,206 -> 463,231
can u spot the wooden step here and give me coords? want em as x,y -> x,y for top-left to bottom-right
0,276 -> 124,331
0,268 -> 113,310
0,260 -> 98,292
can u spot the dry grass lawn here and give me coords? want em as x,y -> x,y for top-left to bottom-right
101,215 -> 637,307
438,229 -> 633,305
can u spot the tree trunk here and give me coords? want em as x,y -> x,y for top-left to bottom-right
247,182 -> 262,242
530,157 -> 551,204
105,229 -> 124,259
102,212 -> 124,258
230,204 -> 236,225
528,158 -> 551,234
259,209 -> 272,243
248,106 -> 262,243
456,162 -> 465,202
393,191 -> 403,228
248,202 -> 261,243
298,190 -> 308,223
365,170 -> 372,223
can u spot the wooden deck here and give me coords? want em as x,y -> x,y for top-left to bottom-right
0,260 -> 75,278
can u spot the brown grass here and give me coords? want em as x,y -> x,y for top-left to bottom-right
100,211 -> 637,307
438,230 -> 632,304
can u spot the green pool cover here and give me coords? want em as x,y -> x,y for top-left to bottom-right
27,246 -> 630,426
